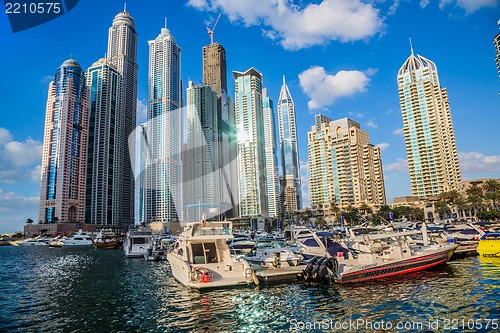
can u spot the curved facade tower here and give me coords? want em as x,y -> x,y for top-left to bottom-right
397,49 -> 461,198
277,76 -> 302,213
39,59 -> 89,224
107,9 -> 138,227
146,27 -> 182,223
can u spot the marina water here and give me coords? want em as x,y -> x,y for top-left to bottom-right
1,246 -> 499,332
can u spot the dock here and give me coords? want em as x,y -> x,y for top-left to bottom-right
254,265 -> 305,283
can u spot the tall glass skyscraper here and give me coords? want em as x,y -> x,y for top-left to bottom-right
233,68 -> 268,217
39,59 -> 89,224
202,41 -> 238,218
277,76 -> 302,213
85,58 -> 122,226
262,88 -> 279,217
146,26 -> 182,223
185,81 -> 219,221
397,48 -> 461,198
107,8 -> 138,227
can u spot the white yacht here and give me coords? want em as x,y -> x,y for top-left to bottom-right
62,231 -> 93,246
243,241 -> 303,268
19,237 -> 52,246
124,227 -> 153,258
167,221 -> 257,289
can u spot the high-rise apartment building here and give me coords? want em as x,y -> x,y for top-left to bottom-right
39,59 -> 89,224
107,8 -> 138,226
185,81 -> 219,221
85,58 -> 123,226
146,26 -> 182,223
202,41 -> 238,218
308,116 -> 386,210
277,76 -> 302,213
397,49 -> 461,198
233,68 -> 268,217
262,88 -> 279,217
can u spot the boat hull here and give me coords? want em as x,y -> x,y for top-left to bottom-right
167,253 -> 254,289
336,246 -> 457,283
478,240 -> 500,257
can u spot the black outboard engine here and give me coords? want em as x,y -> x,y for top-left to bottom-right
310,258 -> 326,280
317,257 -> 339,284
298,257 -> 319,281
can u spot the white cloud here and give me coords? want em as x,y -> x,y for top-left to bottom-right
348,111 -> 365,118
420,0 -> 430,8
40,75 -> 54,84
393,128 -> 404,135
459,151 -> 500,174
299,66 -> 370,110
4,138 -> 43,166
388,0 -> 400,15
187,0 -> 384,50
439,0 -> 498,13
376,143 -> 389,150
0,189 -> 39,233
385,158 -> 408,173
136,98 -> 148,124
365,118 -> 378,129
0,128 -> 13,145
0,128 -> 42,184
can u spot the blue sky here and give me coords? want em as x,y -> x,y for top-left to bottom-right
0,0 -> 499,233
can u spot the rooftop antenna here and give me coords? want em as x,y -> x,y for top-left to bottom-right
282,75 -> 286,85
206,13 -> 221,44
123,2 -> 126,12
409,38 -> 414,56
164,17 -> 167,29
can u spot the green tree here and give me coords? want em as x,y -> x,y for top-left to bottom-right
26,218 -> 34,225
434,201 -> 451,220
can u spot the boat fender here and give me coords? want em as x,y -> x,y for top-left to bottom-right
301,257 -> 319,281
310,258 -> 326,280
252,270 -> 260,286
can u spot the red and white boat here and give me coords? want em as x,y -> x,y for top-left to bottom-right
299,224 -> 458,284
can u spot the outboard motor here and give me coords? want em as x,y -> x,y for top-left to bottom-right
317,257 -> 339,284
310,257 -> 326,280
298,257 -> 319,281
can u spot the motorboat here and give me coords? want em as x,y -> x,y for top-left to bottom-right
48,236 -> 64,248
19,237 -> 52,246
298,223 -> 458,283
167,221 -> 258,289
243,241 -> 303,268
124,227 -> 153,258
477,233 -> 500,257
94,229 -> 123,249
62,231 -> 93,246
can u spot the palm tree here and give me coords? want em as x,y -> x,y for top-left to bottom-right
26,218 -> 34,225
359,203 -> 372,218
466,195 -> 484,220
485,191 -> 500,211
482,179 -> 500,193
452,195 -> 468,220
434,201 -> 451,220
466,185 -> 483,198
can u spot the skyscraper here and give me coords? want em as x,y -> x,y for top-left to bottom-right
202,41 -> 238,218
39,59 -> 89,224
262,88 -> 279,217
277,76 -> 302,213
185,81 -> 218,221
308,116 -> 386,211
146,26 -> 182,223
233,68 -> 268,217
203,43 -> 227,98
85,58 -> 123,226
107,8 -> 138,227
397,48 -> 461,198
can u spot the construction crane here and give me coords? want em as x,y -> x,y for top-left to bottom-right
206,13 -> 221,44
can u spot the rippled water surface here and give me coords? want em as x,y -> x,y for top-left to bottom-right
0,246 -> 499,332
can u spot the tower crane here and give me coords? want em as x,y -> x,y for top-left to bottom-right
206,13 -> 221,44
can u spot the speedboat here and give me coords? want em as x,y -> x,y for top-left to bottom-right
62,231 -> 93,246
298,223 -> 458,283
477,233 -> 500,257
243,241 -> 303,268
19,237 -> 52,246
167,221 -> 257,289
124,227 -> 153,258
